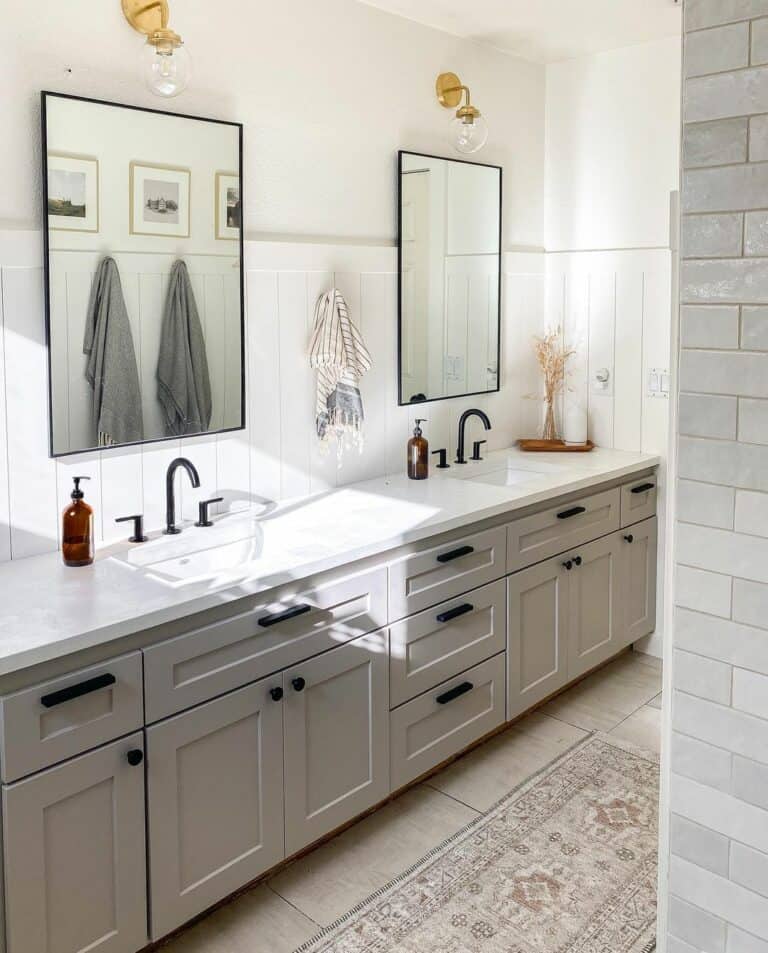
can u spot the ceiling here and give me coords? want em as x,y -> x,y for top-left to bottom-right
357,0 -> 682,64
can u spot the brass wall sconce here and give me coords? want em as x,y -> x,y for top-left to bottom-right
122,0 -> 191,97
436,72 -> 489,154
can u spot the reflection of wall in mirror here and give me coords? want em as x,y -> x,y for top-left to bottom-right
45,96 -> 242,455
49,250 -> 242,455
400,154 -> 500,403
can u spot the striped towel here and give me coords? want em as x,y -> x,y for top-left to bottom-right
309,288 -> 372,462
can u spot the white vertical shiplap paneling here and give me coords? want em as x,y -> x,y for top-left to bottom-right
2,266 -> 59,559
0,235 -> 552,565
545,248 -> 672,457
0,270 -> 11,563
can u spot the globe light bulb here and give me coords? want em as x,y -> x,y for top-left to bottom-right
142,39 -> 191,97
451,112 -> 489,155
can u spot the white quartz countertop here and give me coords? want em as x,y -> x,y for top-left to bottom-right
0,446 -> 659,677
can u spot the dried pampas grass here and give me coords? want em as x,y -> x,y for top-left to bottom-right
530,327 -> 575,440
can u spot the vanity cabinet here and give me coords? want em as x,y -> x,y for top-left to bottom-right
2,733 -> 148,953
0,467 -> 659,953
145,678 -> 285,939
567,533 -> 624,679
283,629 -> 389,856
507,518 -> 657,715
621,517 -> 658,645
507,556 -> 569,719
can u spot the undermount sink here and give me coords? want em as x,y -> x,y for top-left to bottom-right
458,466 -> 550,488
451,456 -> 572,488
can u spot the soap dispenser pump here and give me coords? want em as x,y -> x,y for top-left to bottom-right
62,476 -> 94,567
407,419 -> 429,481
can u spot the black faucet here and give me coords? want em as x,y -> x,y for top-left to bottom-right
164,457 -> 201,535
455,409 -> 492,464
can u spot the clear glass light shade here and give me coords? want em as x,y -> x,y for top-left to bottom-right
451,113 -> 489,154
142,41 -> 191,97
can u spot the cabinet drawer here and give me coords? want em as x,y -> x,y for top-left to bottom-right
389,526 -> 506,622
390,653 -> 506,791
621,477 -> 657,527
144,566 -> 387,722
390,579 -> 506,708
506,487 -> 620,572
0,653 -> 143,783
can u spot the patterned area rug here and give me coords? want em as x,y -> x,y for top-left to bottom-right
294,733 -> 659,953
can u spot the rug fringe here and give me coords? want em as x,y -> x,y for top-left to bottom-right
640,939 -> 657,953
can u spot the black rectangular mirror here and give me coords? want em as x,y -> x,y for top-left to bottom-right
42,92 -> 244,457
397,150 -> 502,406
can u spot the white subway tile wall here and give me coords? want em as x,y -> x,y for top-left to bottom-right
671,5 -> 768,948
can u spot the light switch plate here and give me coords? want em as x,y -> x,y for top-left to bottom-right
648,367 -> 670,398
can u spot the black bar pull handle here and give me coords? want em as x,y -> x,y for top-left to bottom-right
436,603 -> 474,624
437,545 -> 475,563
436,681 -> 474,705
41,672 -> 116,709
557,506 -> 587,520
258,604 -> 312,628
630,482 -> 655,495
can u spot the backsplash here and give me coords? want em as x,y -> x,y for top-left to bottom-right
0,234 -> 545,562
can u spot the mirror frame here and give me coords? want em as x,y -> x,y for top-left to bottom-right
396,149 -> 503,407
41,91 -> 246,458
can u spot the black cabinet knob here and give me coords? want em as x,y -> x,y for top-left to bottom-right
126,749 -> 144,766
562,560 -> 573,571
269,686 -> 284,702
573,555 -> 582,566
292,677 -> 306,692
624,534 -> 634,543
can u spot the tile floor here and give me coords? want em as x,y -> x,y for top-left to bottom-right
159,649 -> 663,953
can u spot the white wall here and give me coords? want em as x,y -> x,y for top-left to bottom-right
545,37 -> 682,253
0,232 -> 543,562
0,0 -> 545,250
543,37 -> 682,658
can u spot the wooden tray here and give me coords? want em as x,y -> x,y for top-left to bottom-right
517,438 -> 595,452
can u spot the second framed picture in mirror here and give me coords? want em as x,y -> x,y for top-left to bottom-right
397,150 -> 502,406
41,92 -> 244,458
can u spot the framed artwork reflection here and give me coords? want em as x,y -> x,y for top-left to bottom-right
215,171 -> 241,240
47,153 -> 99,233
130,161 -> 191,238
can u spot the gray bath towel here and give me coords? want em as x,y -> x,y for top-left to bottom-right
157,260 -> 212,437
83,257 -> 143,446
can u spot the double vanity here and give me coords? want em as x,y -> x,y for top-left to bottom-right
0,446 -> 658,953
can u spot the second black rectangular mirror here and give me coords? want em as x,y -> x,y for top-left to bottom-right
397,150 -> 502,406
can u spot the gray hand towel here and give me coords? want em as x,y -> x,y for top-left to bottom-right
156,260 -> 212,437
83,257 -> 143,447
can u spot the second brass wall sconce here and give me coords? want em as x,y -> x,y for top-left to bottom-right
122,0 -> 191,97
436,72 -> 489,154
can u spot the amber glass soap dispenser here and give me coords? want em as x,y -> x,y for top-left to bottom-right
62,476 -> 94,567
407,418 -> 429,480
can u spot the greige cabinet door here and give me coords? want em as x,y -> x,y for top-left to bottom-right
621,517 -> 658,646
567,533 -> 623,679
146,677 -> 285,940
507,556 -> 569,720
283,629 -> 389,856
2,733 -> 147,953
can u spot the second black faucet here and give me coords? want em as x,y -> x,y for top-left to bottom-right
455,409 -> 492,464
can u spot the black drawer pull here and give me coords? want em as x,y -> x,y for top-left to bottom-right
126,749 -> 144,767
40,672 -> 116,709
630,483 -> 655,495
557,506 -> 586,520
258,604 -> 312,628
292,677 -> 306,693
436,545 -> 475,563
436,603 -> 474,624
436,681 -> 474,705
624,534 -> 634,544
